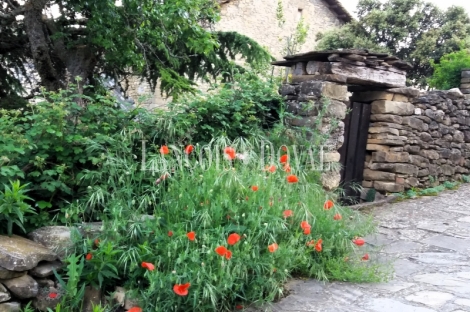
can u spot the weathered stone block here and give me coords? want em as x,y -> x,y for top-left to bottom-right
373,181 -> 404,193
405,177 -> 420,187
462,70 -> 470,78
372,151 -> 410,163
325,100 -> 348,119
0,302 -> 21,312
368,138 -> 405,146
363,169 -> 396,181
299,81 -> 348,101
28,226 -> 75,261
0,283 -> 10,303
323,152 -> 341,163
392,94 -> 409,102
370,114 -> 403,124
461,83 -> 470,89
286,116 -> 316,128
418,168 -> 430,177
420,132 -> 432,142
419,150 -> 440,160
369,127 -> 400,136
409,155 -> 429,167
404,145 -> 421,154
454,130 -> 465,142
362,181 -> 373,188
366,144 -> 390,152
280,84 -> 298,96
371,100 -> 415,116
390,147 -> 404,152
369,163 -> 419,175
321,171 -> 341,191
441,165 -> 455,176
402,117 -> 428,131
387,87 -> 421,98
461,77 -> 470,83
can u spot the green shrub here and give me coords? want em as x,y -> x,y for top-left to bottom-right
0,69 -> 283,230
429,49 -> 470,90
59,138 -> 383,312
165,69 -> 283,144
0,180 -> 36,235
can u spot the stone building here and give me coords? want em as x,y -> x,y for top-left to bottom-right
124,0 -> 352,109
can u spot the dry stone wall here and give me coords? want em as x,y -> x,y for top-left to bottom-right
360,86 -> 470,195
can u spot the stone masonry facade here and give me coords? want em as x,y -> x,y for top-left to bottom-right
124,0 -> 348,109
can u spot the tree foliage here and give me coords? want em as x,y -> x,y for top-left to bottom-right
0,0 -> 272,106
315,0 -> 470,88
428,49 -> 470,90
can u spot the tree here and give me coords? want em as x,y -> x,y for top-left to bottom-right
428,49 -> 470,90
315,0 -> 470,88
0,0 -> 272,106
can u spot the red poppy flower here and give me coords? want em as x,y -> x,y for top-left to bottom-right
323,200 -> 334,210
168,231 -> 173,237
333,213 -> 342,220
362,253 -> 369,261
94,239 -> 99,246
280,154 -> 288,164
235,304 -> 244,310
283,210 -> 293,218
187,231 -> 196,241
225,250 -> 232,260
85,253 -> 92,261
185,145 -> 194,155
300,221 -> 310,229
173,283 -> 191,296
315,239 -> 323,252
224,147 -> 236,160
286,175 -> 299,183
251,185 -> 259,192
283,163 -> 291,173
306,240 -> 315,247
128,308 -> 142,312
215,246 -> 228,257
227,233 -> 241,245
48,292 -> 58,299
160,145 -> 170,155
303,226 -> 311,235
353,238 -> 365,246
268,243 -> 279,253
141,262 -> 155,271
265,165 -> 276,173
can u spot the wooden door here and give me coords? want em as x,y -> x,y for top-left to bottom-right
338,102 -> 371,205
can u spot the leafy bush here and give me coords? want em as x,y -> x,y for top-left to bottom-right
0,180 -> 36,235
165,69 -> 283,144
429,49 -> 470,90
0,69 -> 283,229
58,138 -> 383,311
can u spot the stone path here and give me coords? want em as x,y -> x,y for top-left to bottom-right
252,184 -> 470,312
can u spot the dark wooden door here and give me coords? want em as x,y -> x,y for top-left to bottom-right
339,102 -> 371,205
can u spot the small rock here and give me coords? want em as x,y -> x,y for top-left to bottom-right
0,274 -> 38,299
29,261 -> 63,278
33,286 -> 61,311
82,286 -> 102,312
35,278 -> 55,287
0,283 -> 10,303
0,267 -> 25,280
0,302 -> 21,312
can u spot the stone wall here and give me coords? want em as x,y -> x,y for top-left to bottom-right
280,80 -> 348,191
360,88 -> 470,194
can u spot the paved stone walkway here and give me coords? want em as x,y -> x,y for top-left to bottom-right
252,184 -> 470,312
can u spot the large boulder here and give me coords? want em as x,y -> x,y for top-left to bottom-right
0,267 -> 25,280
28,226 -> 77,260
0,235 -> 57,271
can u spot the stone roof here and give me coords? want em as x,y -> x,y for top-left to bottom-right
218,0 -> 353,23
